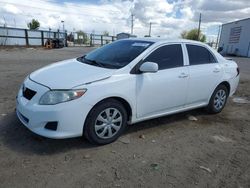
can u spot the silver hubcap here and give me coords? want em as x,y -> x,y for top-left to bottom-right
214,89 -> 227,111
95,108 -> 122,139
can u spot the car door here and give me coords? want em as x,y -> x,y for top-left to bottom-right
136,43 -> 189,118
185,44 -> 224,106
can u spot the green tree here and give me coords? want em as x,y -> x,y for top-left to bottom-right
67,33 -> 74,42
27,19 -> 40,30
103,31 -> 109,36
76,30 -> 89,44
181,28 -> 206,42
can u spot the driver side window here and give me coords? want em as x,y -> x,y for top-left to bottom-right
144,44 -> 184,70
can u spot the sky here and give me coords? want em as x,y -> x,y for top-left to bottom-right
0,0 -> 250,41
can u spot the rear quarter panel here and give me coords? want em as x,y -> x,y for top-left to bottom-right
209,47 -> 239,96
222,59 -> 240,96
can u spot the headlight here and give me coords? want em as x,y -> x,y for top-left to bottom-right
39,89 -> 87,105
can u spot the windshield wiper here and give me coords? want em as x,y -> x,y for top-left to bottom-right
76,56 -> 84,63
77,56 -> 104,68
77,56 -> 120,69
84,57 -> 104,68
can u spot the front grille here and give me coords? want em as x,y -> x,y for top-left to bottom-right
23,87 -> 36,100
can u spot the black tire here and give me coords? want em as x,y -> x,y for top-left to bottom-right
206,84 -> 229,114
84,99 -> 128,145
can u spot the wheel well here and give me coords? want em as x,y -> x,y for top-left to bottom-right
94,97 -> 132,121
219,81 -> 231,94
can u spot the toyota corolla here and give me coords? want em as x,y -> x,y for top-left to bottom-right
16,39 -> 239,144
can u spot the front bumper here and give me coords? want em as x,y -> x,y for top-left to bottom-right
16,78 -> 93,139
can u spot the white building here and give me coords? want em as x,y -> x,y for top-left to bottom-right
116,32 -> 137,40
219,18 -> 250,57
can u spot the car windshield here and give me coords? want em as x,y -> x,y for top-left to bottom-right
78,40 -> 154,69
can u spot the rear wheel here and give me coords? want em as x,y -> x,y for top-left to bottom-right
206,84 -> 229,114
84,99 -> 127,145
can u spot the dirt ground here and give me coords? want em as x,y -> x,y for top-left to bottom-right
0,47 -> 250,188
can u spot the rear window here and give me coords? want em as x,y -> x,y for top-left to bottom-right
186,44 -> 217,65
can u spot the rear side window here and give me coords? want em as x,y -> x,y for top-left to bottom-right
186,44 -> 217,65
144,44 -> 183,70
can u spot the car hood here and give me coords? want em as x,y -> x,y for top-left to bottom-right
29,58 -> 115,89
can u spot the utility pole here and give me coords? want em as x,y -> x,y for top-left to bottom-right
61,20 -> 65,32
216,25 -> 221,49
149,22 -> 152,37
197,13 -> 201,41
3,16 -> 7,27
13,18 -> 16,28
49,27 -> 51,39
61,20 -> 65,47
131,13 -> 134,35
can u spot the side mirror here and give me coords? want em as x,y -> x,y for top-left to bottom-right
217,47 -> 223,53
139,62 -> 158,73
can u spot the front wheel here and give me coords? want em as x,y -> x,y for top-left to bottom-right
206,84 -> 229,114
84,99 -> 127,145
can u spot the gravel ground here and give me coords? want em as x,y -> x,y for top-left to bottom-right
0,47 -> 250,188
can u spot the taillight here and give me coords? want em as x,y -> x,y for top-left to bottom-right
236,67 -> 240,76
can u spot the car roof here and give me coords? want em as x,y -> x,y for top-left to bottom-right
124,38 -> 204,45
119,38 -> 226,63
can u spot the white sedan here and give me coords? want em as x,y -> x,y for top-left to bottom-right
16,39 -> 239,144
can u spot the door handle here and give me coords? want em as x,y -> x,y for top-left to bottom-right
178,73 -> 189,78
213,68 -> 220,73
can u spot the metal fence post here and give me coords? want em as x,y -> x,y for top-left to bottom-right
64,30 -> 67,47
90,34 -> 92,46
24,29 -> 29,46
101,35 -> 103,46
41,31 -> 44,46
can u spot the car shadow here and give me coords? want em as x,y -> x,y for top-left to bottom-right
124,108 -> 208,134
0,109 -> 208,155
0,112 -> 94,155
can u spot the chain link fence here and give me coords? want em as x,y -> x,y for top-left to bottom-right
0,26 -> 67,47
67,32 -> 116,47
0,26 -> 117,47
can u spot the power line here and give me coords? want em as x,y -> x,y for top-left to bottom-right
0,1 -> 133,33
0,0 -> 122,13
0,2 -> 125,29
0,1 -> 121,18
